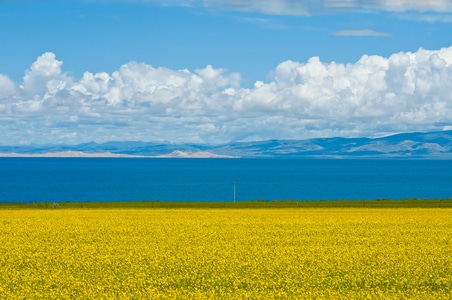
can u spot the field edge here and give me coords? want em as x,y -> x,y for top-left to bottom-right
1,198 -> 452,209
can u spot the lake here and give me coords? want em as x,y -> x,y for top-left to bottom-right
1,158 -> 451,202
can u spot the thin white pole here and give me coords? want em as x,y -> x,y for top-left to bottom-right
233,180 -> 236,203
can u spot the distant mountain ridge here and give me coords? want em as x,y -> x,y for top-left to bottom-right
2,130 -> 452,158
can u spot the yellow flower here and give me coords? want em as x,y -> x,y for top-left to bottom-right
0,208 -> 450,298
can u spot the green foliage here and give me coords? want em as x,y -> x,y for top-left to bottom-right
1,198 -> 452,210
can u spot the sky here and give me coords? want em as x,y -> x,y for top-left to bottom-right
1,0 -> 452,145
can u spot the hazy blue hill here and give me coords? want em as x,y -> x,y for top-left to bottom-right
1,130 -> 452,158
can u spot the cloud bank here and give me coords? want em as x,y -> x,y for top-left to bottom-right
1,46 -> 452,145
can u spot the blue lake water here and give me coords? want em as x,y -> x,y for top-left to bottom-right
0,158 -> 451,202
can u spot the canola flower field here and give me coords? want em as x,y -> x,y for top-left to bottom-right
1,208 -> 451,299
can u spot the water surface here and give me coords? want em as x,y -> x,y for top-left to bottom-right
1,158 -> 451,202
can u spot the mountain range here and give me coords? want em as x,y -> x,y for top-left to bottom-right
2,130 -> 452,158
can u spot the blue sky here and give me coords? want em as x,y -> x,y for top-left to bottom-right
1,0 -> 452,145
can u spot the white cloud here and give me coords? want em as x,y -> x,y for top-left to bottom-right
331,29 -> 391,36
213,0 -> 311,15
136,0 -> 452,14
398,12 -> 452,23
231,0 -> 452,15
21,52 -> 66,96
379,0 -> 452,12
0,74 -> 17,98
2,46 -> 452,144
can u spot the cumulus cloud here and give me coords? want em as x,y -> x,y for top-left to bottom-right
1,47 -> 452,144
0,74 -> 17,98
21,52 -> 68,96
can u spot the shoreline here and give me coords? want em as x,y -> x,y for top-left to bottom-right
1,199 -> 451,209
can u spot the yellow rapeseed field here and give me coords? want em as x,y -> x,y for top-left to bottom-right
0,208 -> 451,299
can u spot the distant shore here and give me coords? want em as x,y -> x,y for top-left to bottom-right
1,199 -> 451,209
0,151 -> 141,158
0,150 -> 237,158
